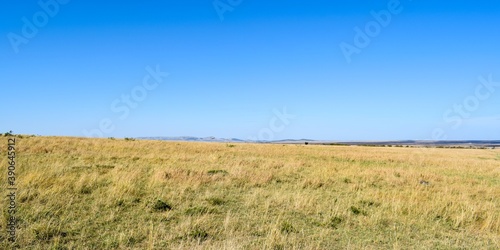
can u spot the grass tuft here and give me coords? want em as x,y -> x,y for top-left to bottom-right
207,169 -> 228,175
152,199 -> 172,212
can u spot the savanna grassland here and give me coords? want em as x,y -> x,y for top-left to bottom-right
1,136 -> 499,249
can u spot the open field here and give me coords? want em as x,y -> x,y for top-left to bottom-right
1,136 -> 500,249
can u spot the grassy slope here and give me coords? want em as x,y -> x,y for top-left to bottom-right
1,136 -> 499,249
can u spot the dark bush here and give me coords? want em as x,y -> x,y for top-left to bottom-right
152,199 -> 172,212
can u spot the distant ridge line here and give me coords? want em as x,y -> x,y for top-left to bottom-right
137,137 -> 500,147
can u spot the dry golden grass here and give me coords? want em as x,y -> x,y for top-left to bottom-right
1,136 -> 499,249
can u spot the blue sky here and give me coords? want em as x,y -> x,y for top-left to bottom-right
1,0 -> 499,140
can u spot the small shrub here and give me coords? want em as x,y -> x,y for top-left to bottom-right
80,186 -> 93,195
33,224 -> 68,241
152,199 -> 172,212
207,170 -> 228,175
163,172 -> 172,179
207,197 -> 225,206
273,244 -> 285,250
116,200 -> 125,207
359,200 -> 380,207
280,221 -> 297,234
328,216 -> 343,229
95,165 -> 115,169
350,206 -> 366,215
126,236 -> 145,246
188,228 -> 209,241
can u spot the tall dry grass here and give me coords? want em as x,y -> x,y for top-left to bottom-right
0,136 -> 499,249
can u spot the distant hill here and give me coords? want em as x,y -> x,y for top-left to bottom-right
137,136 -> 246,143
136,137 -> 500,147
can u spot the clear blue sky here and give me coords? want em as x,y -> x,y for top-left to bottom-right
1,0 -> 499,140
